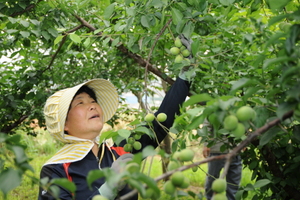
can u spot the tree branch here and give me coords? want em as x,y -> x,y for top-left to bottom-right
1,115 -> 29,133
74,15 -> 175,85
119,110 -> 294,200
10,0 -> 43,17
42,25 -> 84,73
143,18 -> 173,109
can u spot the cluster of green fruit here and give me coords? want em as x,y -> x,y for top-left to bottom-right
222,106 -> 256,138
139,187 -> 160,199
123,134 -> 142,152
163,149 -> 195,195
293,103 -> 300,121
169,37 -> 191,64
144,112 -> 167,123
211,178 -> 228,200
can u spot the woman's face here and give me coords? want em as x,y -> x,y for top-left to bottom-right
64,92 -> 104,140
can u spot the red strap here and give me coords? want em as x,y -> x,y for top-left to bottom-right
110,146 -> 128,155
63,163 -> 72,182
63,163 -> 75,198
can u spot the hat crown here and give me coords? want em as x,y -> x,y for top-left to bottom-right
44,79 -> 119,142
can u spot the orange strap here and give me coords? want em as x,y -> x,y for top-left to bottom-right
110,146 -> 128,156
63,162 -> 72,182
63,163 -> 74,198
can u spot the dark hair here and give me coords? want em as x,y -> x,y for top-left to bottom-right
74,85 -> 97,102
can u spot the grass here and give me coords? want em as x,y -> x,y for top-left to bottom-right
1,129 -> 62,200
1,130 -> 256,200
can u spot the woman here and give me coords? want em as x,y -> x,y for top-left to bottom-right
38,76 -> 191,200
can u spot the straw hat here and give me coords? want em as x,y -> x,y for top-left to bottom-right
44,79 -> 119,143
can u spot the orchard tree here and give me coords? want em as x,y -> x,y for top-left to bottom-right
0,0 -> 300,199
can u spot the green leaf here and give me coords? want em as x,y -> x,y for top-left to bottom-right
230,78 -> 257,91
293,155 -> 300,162
42,31 -> 50,40
54,35 -> 64,46
20,20 -> 29,27
111,36 -> 120,47
182,21 -> 194,39
268,0 -> 290,11
129,119 -> 141,126
253,179 -> 271,188
259,128 -> 278,146
191,39 -> 200,57
0,168 -> 22,194
69,33 -> 81,44
218,97 -> 241,111
183,94 -> 212,108
0,133 -> 8,143
6,134 -> 21,144
99,130 -> 118,143
264,32 -> 286,49
20,31 -> 30,38
49,185 -> 60,198
103,4 -> 115,20
219,0 -> 235,6
78,0 -> 91,8
135,173 -> 160,194
142,145 -> 157,158
249,160 -> 258,170
47,27 -> 58,37
276,102 -> 294,120
141,15 -> 150,28
31,29 -> 41,37
10,145 -> 28,164
268,14 -> 289,27
86,170 -> 105,189
243,183 -> 255,191
208,0 -> 219,3
252,106 -> 269,128
235,190 -> 244,200
186,115 -> 205,131
83,37 -> 91,47
263,57 -> 295,69
292,125 -> 300,142
51,178 -> 76,193
134,126 -> 150,135
171,8 -> 183,25
8,17 -> 17,24
117,129 -> 131,138
127,179 -> 146,197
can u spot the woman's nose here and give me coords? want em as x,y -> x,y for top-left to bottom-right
89,104 -> 96,110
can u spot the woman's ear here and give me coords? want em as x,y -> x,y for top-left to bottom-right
64,121 -> 69,132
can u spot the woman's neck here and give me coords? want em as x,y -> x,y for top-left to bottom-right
91,142 -> 99,156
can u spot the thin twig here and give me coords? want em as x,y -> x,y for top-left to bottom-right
42,24 -> 84,73
143,18 -> 173,110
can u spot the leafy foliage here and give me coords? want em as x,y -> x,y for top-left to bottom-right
1,0 -> 300,199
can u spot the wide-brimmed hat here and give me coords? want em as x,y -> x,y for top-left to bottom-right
44,79 -> 119,143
